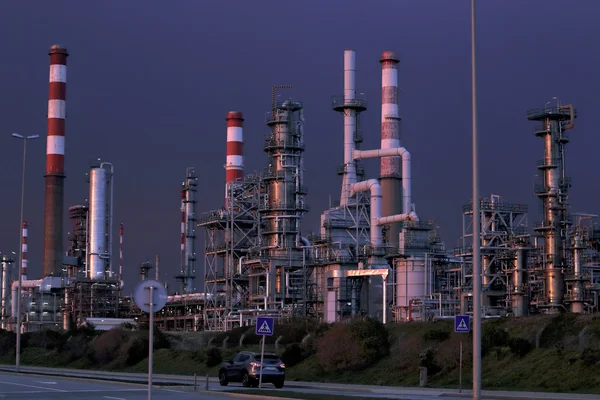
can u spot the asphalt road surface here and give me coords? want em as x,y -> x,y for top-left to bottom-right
0,372 -> 232,400
3,366 -> 600,400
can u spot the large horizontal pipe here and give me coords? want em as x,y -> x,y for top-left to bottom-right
353,147 -> 412,214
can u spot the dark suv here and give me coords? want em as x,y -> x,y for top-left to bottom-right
218,351 -> 285,388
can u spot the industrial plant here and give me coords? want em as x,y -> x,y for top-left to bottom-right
1,44 -> 599,334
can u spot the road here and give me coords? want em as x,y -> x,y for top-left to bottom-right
0,372 -> 236,400
2,365 -> 600,400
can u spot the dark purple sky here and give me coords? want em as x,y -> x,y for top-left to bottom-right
0,1 -> 598,294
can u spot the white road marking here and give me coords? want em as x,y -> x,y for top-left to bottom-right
35,381 -> 57,384
103,397 -> 126,400
0,380 -> 67,392
163,388 -> 187,393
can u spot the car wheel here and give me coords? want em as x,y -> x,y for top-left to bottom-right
273,379 -> 284,388
242,372 -> 251,387
218,370 -> 228,386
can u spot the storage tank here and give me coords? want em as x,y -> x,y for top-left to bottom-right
394,256 -> 430,307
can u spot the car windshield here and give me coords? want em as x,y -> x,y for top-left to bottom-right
254,354 -> 281,364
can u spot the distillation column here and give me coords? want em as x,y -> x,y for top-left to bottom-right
262,100 -> 307,306
528,104 -> 575,312
88,163 -> 114,280
178,168 -> 197,293
43,44 -> 69,277
1,256 -> 13,329
380,51 -> 403,247
511,247 -> 529,317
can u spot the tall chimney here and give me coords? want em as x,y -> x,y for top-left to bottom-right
43,44 -> 68,277
379,51 -> 403,246
21,221 -> 28,281
224,111 -> 244,206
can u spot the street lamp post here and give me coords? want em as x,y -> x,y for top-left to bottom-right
470,1 -> 482,399
12,133 -> 39,373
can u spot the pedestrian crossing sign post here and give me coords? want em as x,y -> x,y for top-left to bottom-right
255,316 -> 275,389
454,315 -> 470,394
256,316 -> 274,336
454,315 -> 470,333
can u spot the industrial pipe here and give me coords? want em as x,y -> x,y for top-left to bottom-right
560,104 -> 575,131
350,179 -> 382,246
353,147 -> 413,214
350,179 -> 418,249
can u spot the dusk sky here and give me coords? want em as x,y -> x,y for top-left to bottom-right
0,1 -> 598,294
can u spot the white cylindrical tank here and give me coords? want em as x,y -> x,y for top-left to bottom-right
89,166 -> 109,280
395,257 -> 429,307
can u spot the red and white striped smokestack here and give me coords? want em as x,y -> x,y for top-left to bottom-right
379,51 -> 403,245
224,111 -> 244,206
43,44 -> 69,277
21,221 -> 28,281
119,223 -> 123,282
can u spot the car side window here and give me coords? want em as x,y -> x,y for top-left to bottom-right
239,354 -> 250,362
233,353 -> 243,362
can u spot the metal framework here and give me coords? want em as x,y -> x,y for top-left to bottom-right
200,178 -> 261,331
64,279 -> 120,328
307,192 -> 372,321
455,194 -> 530,315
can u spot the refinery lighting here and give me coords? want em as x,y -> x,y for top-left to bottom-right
12,133 -> 39,140
11,132 -> 39,372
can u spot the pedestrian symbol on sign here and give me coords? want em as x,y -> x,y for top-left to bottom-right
454,315 -> 470,333
257,321 -> 272,334
255,316 -> 274,337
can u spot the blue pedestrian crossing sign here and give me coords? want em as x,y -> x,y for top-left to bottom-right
256,316 -> 274,336
454,315 -> 470,333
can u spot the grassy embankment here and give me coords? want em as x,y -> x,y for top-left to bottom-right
2,313 -> 600,394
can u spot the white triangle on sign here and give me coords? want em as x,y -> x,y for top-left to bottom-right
457,319 -> 468,330
258,321 -> 272,334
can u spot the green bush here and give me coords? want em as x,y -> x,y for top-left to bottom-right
419,346 -> 436,369
62,334 -> 93,363
347,317 -> 390,362
23,330 -> 66,350
204,347 -> 222,367
0,330 -> 16,356
92,328 -> 131,364
316,323 -> 366,371
423,329 -> 451,342
579,348 -> 600,366
482,326 -> 509,356
507,337 -> 533,358
316,318 -> 389,372
123,336 -> 147,366
281,343 -> 306,367
120,326 -> 171,366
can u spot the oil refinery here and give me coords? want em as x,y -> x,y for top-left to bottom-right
1,44 -> 599,334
